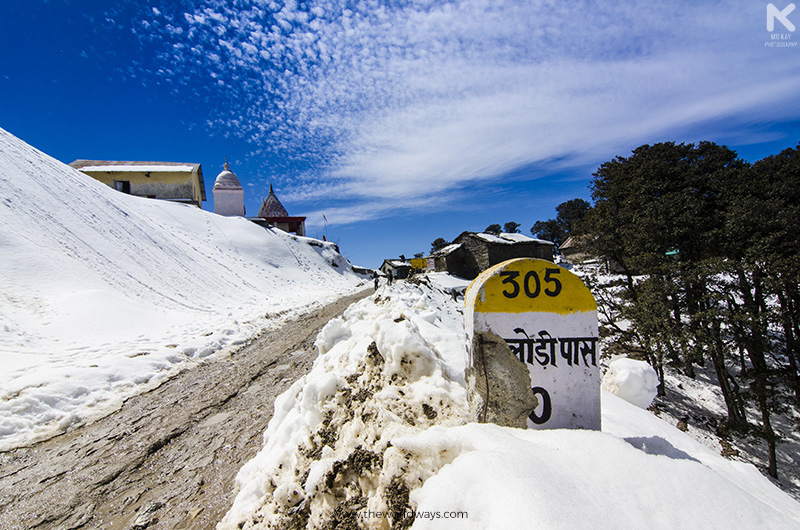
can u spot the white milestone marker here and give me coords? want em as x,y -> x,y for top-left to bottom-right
465,258 -> 601,430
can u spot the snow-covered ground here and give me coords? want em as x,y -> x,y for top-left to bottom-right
3,125 -> 799,527
0,127 -> 365,451
569,259 -> 800,500
653,366 -> 800,500
219,278 -> 800,529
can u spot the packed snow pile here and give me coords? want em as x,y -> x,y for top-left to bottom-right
218,278 -> 471,529
0,127 -> 364,451
601,356 -> 659,409
221,280 -> 800,529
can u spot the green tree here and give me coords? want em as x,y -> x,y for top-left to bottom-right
485,224 -> 502,235
531,219 -> 564,246
587,140 -> 800,480
721,144 -> 800,478
530,198 -> 589,247
430,237 -> 450,253
587,142 -> 735,273
503,222 -> 521,234
555,198 -> 590,234
586,142 -> 747,416
755,145 -> 800,410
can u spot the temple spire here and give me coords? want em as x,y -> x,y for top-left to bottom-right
258,183 -> 289,218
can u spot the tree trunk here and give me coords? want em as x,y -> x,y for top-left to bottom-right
643,336 -> 666,397
656,360 -> 666,397
739,346 -> 748,378
735,266 -> 778,478
710,320 -> 747,429
758,379 -> 779,479
777,286 -> 800,407
683,351 -> 696,379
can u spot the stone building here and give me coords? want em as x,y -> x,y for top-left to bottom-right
70,160 -> 206,207
431,232 -> 555,279
379,259 -> 413,279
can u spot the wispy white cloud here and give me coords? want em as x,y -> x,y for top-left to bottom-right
135,0 -> 800,223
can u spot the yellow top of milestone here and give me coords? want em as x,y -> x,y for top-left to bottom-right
466,258 -> 596,315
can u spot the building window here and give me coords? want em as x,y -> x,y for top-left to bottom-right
114,180 -> 131,194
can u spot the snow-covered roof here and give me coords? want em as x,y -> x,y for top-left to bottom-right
432,243 -> 461,256
474,232 -> 554,245
497,232 -> 534,242
384,259 -> 412,267
524,236 -> 555,245
79,165 -> 197,172
70,160 -> 198,173
559,236 -> 578,250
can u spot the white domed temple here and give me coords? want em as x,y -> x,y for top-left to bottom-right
212,161 -> 305,237
212,160 -> 245,217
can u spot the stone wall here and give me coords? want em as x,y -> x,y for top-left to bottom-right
487,240 -> 553,264
443,233 -> 555,279
439,244 -> 482,279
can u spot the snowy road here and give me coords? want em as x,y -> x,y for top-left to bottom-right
0,289 -> 372,530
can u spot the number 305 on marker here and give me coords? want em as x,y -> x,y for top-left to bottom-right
499,268 -> 562,299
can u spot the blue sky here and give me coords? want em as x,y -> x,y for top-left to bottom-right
2,0 -> 799,268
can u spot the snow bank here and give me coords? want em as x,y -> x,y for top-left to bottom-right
0,127 -> 364,451
221,280 -> 800,529
407,411 -> 799,529
218,278 -> 470,529
425,272 -> 470,293
601,356 -> 659,408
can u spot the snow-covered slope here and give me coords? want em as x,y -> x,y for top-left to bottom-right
219,279 -> 800,529
0,127 -> 364,451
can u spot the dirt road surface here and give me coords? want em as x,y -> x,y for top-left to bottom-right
0,289 -> 371,530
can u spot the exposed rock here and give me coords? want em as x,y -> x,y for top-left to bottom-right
466,330 -> 537,428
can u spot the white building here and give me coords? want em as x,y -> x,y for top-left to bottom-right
212,160 -> 245,217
